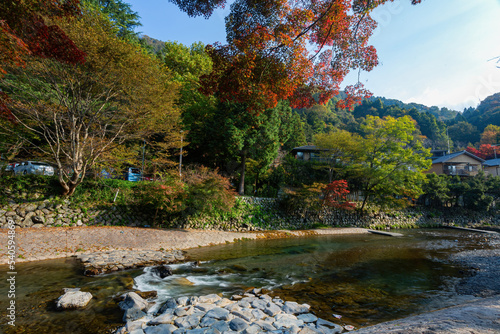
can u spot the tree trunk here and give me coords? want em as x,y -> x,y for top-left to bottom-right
238,151 -> 246,196
59,168 -> 82,197
360,195 -> 368,211
60,180 -> 78,196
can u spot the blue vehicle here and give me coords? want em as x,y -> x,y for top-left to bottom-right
123,167 -> 142,182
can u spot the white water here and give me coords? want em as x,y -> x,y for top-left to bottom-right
133,261 -> 290,313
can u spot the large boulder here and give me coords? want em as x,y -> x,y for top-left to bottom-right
119,292 -> 151,312
22,212 -> 35,227
119,292 -> 151,322
151,265 -> 173,279
25,204 -> 37,212
56,288 -> 93,310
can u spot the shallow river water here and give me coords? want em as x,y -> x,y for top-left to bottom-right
0,229 -> 494,333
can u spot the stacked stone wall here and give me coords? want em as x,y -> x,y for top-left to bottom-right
1,196 -> 498,230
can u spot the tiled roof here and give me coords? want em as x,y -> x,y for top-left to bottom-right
483,158 -> 500,166
432,150 -> 485,164
291,145 -> 320,151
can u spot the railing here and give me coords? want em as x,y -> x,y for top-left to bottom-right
443,165 -> 480,176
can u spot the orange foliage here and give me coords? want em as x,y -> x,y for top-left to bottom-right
322,180 -> 356,210
0,0 -> 85,117
466,144 -> 498,160
190,0 -> 421,112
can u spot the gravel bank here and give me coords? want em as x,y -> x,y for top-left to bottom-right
0,226 -> 369,264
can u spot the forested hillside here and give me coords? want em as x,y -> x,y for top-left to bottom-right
293,92 -> 500,152
367,97 -> 458,121
140,35 -> 166,54
464,93 -> 500,133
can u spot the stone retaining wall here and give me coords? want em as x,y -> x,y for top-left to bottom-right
1,196 -> 499,231
0,200 -> 153,229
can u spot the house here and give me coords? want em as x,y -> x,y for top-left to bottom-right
427,150 -> 484,176
290,145 -> 330,162
483,158 -> 500,176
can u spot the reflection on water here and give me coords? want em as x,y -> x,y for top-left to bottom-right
0,258 -> 139,333
0,229 -> 493,333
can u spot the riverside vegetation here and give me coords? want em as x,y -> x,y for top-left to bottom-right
1,170 -> 500,232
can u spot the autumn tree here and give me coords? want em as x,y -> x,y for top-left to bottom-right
466,144 -> 497,160
322,180 -> 355,210
169,0 -> 422,112
480,124 -> 500,145
0,0 -> 86,118
1,8 -> 179,195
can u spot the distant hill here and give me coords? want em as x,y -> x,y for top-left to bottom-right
140,35 -> 165,54
367,96 -> 459,121
464,92 -> 500,132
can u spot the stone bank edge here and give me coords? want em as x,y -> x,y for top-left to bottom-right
2,197 -> 499,231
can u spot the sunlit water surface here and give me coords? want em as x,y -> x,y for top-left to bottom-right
0,229 -> 493,333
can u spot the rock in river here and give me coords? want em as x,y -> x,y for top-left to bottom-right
151,265 -> 173,278
56,288 -> 92,310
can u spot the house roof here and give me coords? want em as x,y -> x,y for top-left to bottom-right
483,158 -> 500,167
432,150 -> 485,164
291,145 -> 322,152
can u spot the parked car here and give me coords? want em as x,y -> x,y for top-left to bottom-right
14,161 -> 55,176
123,167 -> 142,182
3,163 -> 19,173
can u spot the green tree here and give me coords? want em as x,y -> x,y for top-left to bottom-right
462,172 -> 494,211
161,41 -> 214,114
83,0 -> 142,39
281,112 -> 306,150
447,122 -> 480,148
314,129 -> 363,182
357,116 -> 431,210
420,173 -> 451,207
185,100 -> 294,195
316,116 -> 431,211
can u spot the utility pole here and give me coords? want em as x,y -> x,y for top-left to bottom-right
179,131 -> 183,178
141,139 -> 145,181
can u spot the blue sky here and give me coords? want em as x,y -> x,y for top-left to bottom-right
126,0 -> 500,112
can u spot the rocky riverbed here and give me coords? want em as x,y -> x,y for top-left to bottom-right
109,232 -> 500,334
451,236 -> 500,298
115,289 -> 353,334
